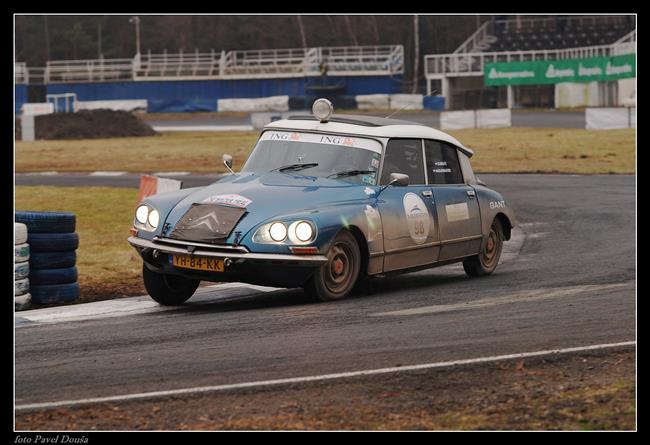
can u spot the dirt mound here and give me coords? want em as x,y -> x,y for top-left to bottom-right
32,110 -> 158,140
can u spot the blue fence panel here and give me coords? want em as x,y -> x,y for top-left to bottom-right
45,75 -> 404,112
15,85 -> 27,114
423,95 -> 446,110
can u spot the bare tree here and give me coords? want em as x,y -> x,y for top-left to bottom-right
296,15 -> 308,48
412,15 -> 419,94
343,15 -> 358,46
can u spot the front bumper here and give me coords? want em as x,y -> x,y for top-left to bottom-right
128,236 -> 328,266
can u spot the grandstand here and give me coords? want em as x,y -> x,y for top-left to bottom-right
15,45 -> 404,113
425,15 -> 636,109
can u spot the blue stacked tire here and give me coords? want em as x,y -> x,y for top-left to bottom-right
16,211 -> 80,306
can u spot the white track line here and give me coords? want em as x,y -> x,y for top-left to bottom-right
152,125 -> 254,132
89,171 -> 127,176
15,341 -> 635,412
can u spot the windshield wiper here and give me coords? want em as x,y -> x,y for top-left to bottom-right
273,163 -> 319,172
327,169 -> 376,179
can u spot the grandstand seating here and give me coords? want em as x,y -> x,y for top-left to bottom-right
487,16 -> 635,52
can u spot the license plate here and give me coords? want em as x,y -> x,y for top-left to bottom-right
171,255 -> 224,272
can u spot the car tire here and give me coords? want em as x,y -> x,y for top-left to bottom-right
15,223 -> 28,245
304,230 -> 361,302
31,283 -> 80,305
15,211 -> 76,234
15,243 -> 30,263
463,218 -> 504,277
15,293 -> 32,311
142,264 -> 200,306
27,233 -> 79,252
15,278 -> 30,296
30,251 -> 77,270
30,267 -> 78,285
15,262 -> 29,280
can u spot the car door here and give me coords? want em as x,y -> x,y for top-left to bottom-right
424,140 -> 483,261
378,139 -> 441,272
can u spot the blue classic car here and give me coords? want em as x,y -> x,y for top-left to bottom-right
128,99 -> 516,305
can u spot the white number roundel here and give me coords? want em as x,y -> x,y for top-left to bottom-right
402,192 -> 431,244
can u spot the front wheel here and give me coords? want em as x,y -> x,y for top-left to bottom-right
142,264 -> 200,305
304,231 -> 361,302
463,218 -> 504,277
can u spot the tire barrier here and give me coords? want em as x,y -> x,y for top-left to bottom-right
15,223 -> 31,311
15,211 -> 76,233
15,278 -> 30,296
15,293 -> 32,311
30,283 -> 81,305
15,262 -> 29,280
29,251 -> 76,270
15,212 -> 80,306
30,267 -> 78,286
15,243 -> 30,263
25,232 -> 79,252
15,222 -> 28,244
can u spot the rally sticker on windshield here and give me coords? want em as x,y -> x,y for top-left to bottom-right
201,194 -> 252,208
260,131 -> 382,154
403,193 -> 430,244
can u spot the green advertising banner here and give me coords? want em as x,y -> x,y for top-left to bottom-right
484,53 -> 636,86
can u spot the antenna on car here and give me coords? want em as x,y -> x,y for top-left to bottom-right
384,89 -> 439,119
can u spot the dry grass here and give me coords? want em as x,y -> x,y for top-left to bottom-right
15,131 -> 260,173
448,128 -> 636,174
15,186 -> 145,304
16,128 -> 635,175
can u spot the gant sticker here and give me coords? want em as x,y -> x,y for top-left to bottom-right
403,193 -> 430,244
200,194 -> 252,208
445,202 -> 470,222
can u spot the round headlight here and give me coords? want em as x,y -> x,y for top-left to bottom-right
135,205 -> 149,224
312,98 -> 333,122
148,209 -> 160,228
295,221 -> 313,242
269,222 -> 287,242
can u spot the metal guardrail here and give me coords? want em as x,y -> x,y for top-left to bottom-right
15,62 -> 28,84
17,45 -> 404,84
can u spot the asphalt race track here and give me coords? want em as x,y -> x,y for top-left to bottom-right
14,174 -> 635,414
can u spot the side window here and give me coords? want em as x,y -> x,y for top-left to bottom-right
380,139 -> 425,185
424,140 -> 464,185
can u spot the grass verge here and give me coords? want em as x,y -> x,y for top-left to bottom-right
16,186 -> 145,304
16,128 -> 635,174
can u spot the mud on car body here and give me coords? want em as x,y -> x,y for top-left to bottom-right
128,99 -> 516,305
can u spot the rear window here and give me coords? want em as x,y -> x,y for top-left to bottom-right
424,140 -> 464,185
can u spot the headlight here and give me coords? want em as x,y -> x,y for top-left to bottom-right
135,205 -> 149,224
148,209 -> 160,228
269,222 -> 287,242
294,221 -> 313,242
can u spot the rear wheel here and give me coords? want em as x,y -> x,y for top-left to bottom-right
143,264 -> 199,306
305,231 -> 361,302
463,218 -> 504,277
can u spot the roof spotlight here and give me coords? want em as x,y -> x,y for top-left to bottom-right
312,98 -> 333,123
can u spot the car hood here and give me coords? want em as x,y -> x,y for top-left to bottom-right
163,172 -> 377,239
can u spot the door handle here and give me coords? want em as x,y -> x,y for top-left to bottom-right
466,190 -> 476,198
421,190 -> 433,198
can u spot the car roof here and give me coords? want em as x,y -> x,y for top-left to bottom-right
264,114 -> 475,157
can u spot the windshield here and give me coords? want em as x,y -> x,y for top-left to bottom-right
242,131 -> 382,185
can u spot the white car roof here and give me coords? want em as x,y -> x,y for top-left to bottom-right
264,114 -> 475,157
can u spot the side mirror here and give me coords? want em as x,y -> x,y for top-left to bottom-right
223,154 -> 234,174
389,173 -> 410,186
